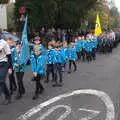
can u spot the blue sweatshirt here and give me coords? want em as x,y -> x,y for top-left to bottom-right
30,54 -> 45,75
68,47 -> 77,61
54,48 -> 66,64
12,48 -> 26,72
46,48 -> 56,64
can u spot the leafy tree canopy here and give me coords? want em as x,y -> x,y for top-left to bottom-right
15,0 -> 97,30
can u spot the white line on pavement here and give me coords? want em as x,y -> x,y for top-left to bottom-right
36,105 -> 71,120
16,89 -> 115,120
79,108 -> 100,120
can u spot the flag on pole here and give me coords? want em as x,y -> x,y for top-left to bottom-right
19,16 -> 30,64
94,14 -> 102,36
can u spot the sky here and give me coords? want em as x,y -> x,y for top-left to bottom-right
9,0 -> 15,3
112,0 -> 120,11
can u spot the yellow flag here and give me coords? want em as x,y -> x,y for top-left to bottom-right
94,14 -> 102,36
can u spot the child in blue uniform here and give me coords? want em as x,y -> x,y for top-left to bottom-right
68,43 -> 77,73
91,37 -> 98,60
81,36 -> 86,61
45,42 -> 56,83
31,37 -> 45,56
84,38 -> 92,62
62,42 -> 69,71
12,43 -> 26,99
53,42 -> 66,87
78,37 -> 83,60
30,45 -> 45,100
75,37 -> 81,60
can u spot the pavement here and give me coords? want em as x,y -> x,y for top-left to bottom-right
1,46 -> 120,120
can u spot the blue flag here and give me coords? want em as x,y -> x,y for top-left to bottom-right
19,16 -> 30,64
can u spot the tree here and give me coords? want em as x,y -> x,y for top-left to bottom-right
109,6 -> 120,30
87,0 -> 117,30
0,0 -> 10,4
15,0 -> 98,31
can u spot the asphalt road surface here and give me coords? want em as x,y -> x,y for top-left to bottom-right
1,46 -> 120,120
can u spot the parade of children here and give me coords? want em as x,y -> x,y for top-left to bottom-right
0,28 -> 119,104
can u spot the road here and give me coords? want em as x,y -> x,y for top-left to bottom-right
1,46 -> 120,120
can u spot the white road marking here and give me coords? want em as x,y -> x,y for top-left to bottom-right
79,108 -> 100,120
36,105 -> 71,120
16,89 -> 115,120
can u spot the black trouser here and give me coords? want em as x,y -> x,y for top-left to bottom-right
69,60 -> 77,72
79,51 -> 82,60
0,62 -> 10,100
34,74 -> 44,95
86,52 -> 92,62
63,63 -> 66,69
81,49 -> 86,61
76,51 -> 80,60
46,64 -> 55,82
16,72 -> 25,96
9,70 -> 17,93
54,63 -> 63,84
92,48 -> 96,60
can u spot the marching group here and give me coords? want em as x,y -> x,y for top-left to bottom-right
0,30 -> 119,104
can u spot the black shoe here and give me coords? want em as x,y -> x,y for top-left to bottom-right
4,95 -> 11,105
13,87 -> 17,91
57,83 -> 63,87
68,71 -> 71,74
44,80 -> 49,83
74,69 -> 77,72
15,93 -> 22,100
52,84 -> 57,87
51,80 -> 55,83
32,94 -> 39,100
39,88 -> 44,94
22,89 -> 25,95
3,99 -> 11,105
10,91 -> 13,95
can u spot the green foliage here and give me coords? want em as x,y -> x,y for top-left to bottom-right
109,6 -> 120,30
87,0 -> 120,30
15,0 -> 97,30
